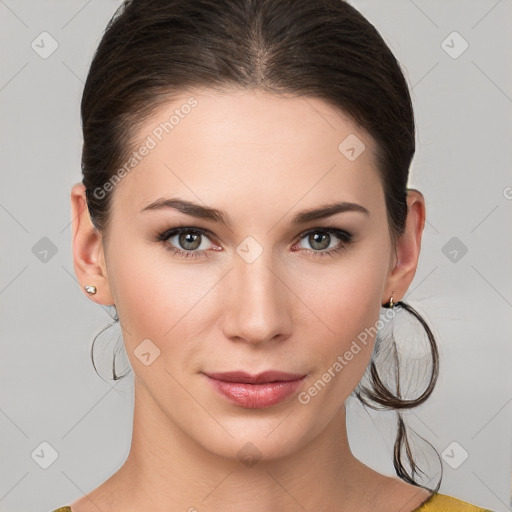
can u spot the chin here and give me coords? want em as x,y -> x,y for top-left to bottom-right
187,410 -> 322,466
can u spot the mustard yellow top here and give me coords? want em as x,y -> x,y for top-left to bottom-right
413,492 -> 493,511
50,493 -> 494,511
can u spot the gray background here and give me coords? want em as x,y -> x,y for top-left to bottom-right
0,1 -> 511,511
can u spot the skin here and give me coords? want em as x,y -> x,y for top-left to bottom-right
70,88 -> 430,512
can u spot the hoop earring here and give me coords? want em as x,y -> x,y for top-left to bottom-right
84,285 -> 97,295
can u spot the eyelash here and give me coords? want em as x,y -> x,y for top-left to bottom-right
154,226 -> 353,260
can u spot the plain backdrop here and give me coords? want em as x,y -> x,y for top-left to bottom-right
0,1 -> 511,511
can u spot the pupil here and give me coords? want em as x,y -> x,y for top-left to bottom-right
181,232 -> 200,249
312,232 -> 328,249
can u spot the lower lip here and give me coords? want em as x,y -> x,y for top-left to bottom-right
205,375 -> 306,409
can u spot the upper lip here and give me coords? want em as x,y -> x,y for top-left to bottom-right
203,370 -> 306,384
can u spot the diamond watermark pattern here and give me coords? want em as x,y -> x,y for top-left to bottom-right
442,441 -> 469,469
237,442 -> 262,468
31,441 -> 59,469
31,31 -> 59,59
236,236 -> 263,264
441,31 -> 469,59
442,236 -> 468,263
32,236 -> 58,263
134,338 -> 161,366
338,134 -> 366,161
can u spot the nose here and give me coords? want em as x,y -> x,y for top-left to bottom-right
221,246 -> 293,346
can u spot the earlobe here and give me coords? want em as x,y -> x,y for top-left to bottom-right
70,183 -> 115,305
382,189 -> 426,304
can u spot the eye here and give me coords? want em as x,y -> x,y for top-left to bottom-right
155,227 -> 217,259
294,228 -> 353,258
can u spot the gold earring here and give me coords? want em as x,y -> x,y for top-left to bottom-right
383,294 -> 395,308
84,285 -> 97,295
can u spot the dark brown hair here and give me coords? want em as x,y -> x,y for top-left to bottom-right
81,0 -> 441,492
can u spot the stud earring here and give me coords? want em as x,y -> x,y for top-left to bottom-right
84,285 -> 97,295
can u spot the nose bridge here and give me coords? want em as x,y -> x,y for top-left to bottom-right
224,238 -> 290,343
237,244 -> 276,299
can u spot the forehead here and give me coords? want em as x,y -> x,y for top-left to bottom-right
110,88 -> 382,218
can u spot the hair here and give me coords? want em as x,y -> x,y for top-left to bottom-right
80,0 -> 441,492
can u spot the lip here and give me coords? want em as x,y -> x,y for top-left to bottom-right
203,371 -> 307,409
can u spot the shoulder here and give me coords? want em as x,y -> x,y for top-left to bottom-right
413,492 -> 494,511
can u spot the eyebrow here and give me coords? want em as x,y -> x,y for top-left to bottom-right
140,197 -> 370,227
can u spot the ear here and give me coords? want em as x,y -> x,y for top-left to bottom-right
382,188 -> 426,304
70,183 -> 115,306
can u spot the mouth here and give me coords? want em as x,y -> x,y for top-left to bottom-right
202,370 -> 307,409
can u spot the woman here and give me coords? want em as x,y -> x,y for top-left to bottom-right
57,0 -> 493,510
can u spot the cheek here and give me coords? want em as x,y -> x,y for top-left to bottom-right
294,240 -> 387,329
105,237 -> 218,360
295,248 -> 388,399
299,296 -> 380,412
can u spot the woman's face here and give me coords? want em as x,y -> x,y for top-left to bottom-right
77,88 -> 417,462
